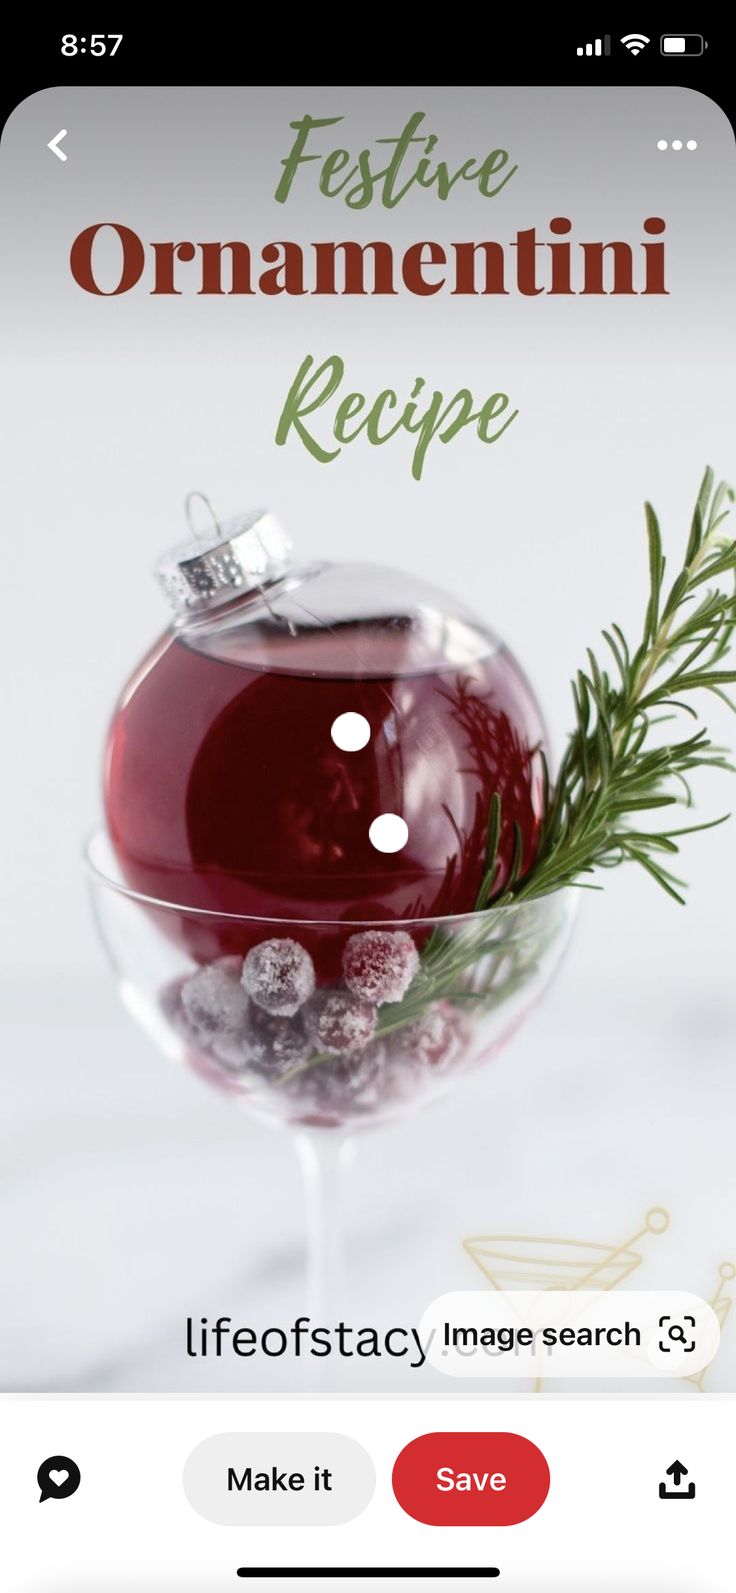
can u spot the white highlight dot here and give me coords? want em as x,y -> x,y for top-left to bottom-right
672,140 -> 683,151
369,813 -> 409,854
657,140 -> 668,150
687,140 -> 698,151
331,712 -> 371,752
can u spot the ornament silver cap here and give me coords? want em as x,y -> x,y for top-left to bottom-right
156,504 -> 294,616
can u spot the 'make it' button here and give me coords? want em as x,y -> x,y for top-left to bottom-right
392,1432 -> 550,1526
184,1433 -> 375,1526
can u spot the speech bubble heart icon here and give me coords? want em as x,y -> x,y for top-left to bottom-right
38,1455 -> 81,1502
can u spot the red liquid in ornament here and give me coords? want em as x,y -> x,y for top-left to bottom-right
104,616 -> 544,973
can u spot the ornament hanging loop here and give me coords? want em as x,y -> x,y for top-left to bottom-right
185,491 -> 222,543
157,506 -> 294,617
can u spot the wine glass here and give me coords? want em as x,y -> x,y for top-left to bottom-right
85,829 -> 575,1323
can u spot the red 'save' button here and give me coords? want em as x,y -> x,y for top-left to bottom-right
392,1432 -> 550,1526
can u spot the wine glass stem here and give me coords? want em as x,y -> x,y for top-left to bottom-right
294,1128 -> 351,1323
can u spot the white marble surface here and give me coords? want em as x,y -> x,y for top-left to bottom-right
2,900 -> 734,1395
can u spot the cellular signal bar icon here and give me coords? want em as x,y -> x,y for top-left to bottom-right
577,35 -> 611,56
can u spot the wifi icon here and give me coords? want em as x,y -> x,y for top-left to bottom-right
621,33 -> 650,54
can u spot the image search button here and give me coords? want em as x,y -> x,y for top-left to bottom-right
38,1455 -> 81,1502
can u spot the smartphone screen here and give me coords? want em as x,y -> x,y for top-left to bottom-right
1,30 -> 734,1591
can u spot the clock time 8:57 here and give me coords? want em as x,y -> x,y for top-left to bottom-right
61,34 -> 123,55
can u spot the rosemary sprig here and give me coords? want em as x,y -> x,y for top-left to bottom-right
491,468 -> 736,907
278,469 -> 736,1092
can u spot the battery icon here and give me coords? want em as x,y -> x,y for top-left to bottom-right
660,34 -> 706,55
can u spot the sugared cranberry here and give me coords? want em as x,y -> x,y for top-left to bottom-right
400,1001 -> 461,1070
342,929 -> 419,1005
242,938 -> 316,1017
292,1041 -> 387,1119
307,989 -> 377,1054
247,1006 -> 313,1075
180,955 -> 248,1035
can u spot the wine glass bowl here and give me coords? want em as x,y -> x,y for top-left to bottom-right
85,830 -> 575,1132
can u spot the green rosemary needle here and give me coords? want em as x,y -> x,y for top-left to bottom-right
489,467 -> 736,908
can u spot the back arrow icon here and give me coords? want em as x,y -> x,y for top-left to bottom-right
48,130 -> 68,162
